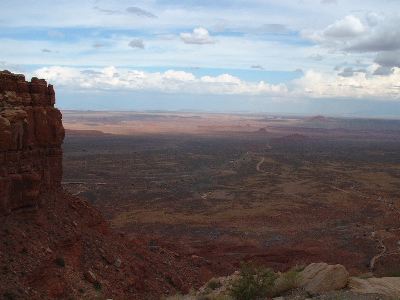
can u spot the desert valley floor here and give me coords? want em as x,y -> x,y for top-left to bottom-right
62,111 -> 400,279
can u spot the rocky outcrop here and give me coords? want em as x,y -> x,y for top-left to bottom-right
0,70 -> 64,214
349,277 -> 400,298
299,263 -> 349,294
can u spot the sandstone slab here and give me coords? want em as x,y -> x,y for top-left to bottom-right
299,263 -> 349,294
349,277 -> 400,298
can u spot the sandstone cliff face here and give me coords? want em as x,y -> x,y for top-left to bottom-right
0,70 -> 65,214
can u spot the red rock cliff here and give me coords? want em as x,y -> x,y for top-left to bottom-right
0,70 -> 65,214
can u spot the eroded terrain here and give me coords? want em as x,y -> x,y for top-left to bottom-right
62,112 -> 400,277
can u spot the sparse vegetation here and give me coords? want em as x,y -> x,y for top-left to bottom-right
93,281 -> 102,291
55,257 -> 65,267
164,293 -> 185,300
388,270 -> 400,277
273,268 -> 300,295
207,279 -> 222,291
230,263 -> 277,300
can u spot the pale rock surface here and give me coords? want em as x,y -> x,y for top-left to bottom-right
349,277 -> 400,298
299,263 -> 349,294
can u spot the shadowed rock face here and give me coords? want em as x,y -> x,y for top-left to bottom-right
0,70 -> 65,214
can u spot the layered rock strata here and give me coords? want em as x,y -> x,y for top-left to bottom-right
0,70 -> 64,214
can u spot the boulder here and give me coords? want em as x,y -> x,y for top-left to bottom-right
84,270 -> 98,284
299,263 -> 349,294
349,277 -> 400,298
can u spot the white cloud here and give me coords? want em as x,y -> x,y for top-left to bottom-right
306,15 -> 366,44
293,67 -> 400,99
33,65 -> 400,101
180,27 -> 215,45
324,15 -> 365,38
34,66 -> 287,96
305,13 -> 400,54
303,13 -> 400,77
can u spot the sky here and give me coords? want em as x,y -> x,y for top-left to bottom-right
1,0 -> 400,117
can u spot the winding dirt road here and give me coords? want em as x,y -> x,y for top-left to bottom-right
329,185 -> 400,271
256,157 -> 265,172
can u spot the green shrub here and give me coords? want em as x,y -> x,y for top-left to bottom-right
290,264 -> 305,272
230,263 -> 277,300
93,281 -> 102,291
273,269 -> 300,295
207,279 -> 222,291
387,270 -> 400,277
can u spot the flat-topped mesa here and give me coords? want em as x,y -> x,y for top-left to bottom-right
0,70 -> 65,214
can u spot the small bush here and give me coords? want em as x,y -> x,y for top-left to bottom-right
290,264 -> 305,272
93,281 -> 102,291
387,270 -> 400,277
207,279 -> 222,291
55,257 -> 65,268
230,263 -> 277,300
164,294 -> 184,300
273,269 -> 300,295
357,272 -> 373,279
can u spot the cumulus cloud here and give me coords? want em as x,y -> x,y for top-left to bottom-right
34,66 -> 287,96
126,7 -> 157,18
32,65 -> 400,101
180,27 -> 215,45
307,13 -> 400,54
129,39 -> 145,49
346,28 -> 400,52
303,15 -> 367,51
305,13 -> 400,76
323,15 -> 365,38
293,68 -> 400,99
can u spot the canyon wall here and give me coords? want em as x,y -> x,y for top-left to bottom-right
0,70 -> 65,214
